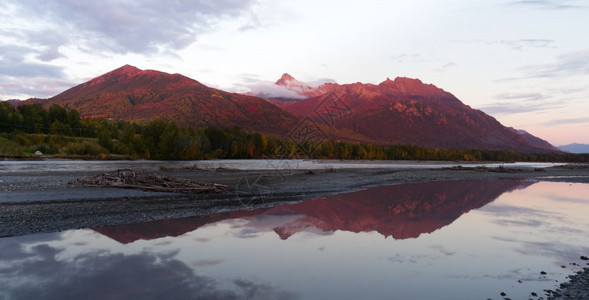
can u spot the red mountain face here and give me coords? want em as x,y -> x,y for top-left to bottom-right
94,179 -> 532,243
275,76 -> 558,152
41,65 -> 299,135
509,128 -> 561,152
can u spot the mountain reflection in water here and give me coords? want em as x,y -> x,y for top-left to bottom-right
3,180 -> 588,300
94,179 -> 531,243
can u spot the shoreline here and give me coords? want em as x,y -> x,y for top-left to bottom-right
546,266 -> 589,299
1,163 -> 588,238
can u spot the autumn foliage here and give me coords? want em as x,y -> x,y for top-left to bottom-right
0,102 -> 586,162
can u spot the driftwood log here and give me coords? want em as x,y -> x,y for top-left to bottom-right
435,166 -> 522,173
73,169 -> 227,194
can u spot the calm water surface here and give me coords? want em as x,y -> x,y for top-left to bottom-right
1,180 -> 588,299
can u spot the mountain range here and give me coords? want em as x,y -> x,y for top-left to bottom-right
24,65 -> 559,153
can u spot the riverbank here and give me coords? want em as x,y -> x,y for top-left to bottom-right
547,266 -> 589,299
1,162 -> 588,237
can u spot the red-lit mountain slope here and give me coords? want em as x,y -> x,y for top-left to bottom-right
274,76 -> 558,152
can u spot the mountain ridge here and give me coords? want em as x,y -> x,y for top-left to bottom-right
40,65 -> 300,136
25,65 -> 560,153
270,74 -> 557,152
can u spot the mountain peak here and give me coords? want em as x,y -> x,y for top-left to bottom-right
78,65 -> 143,88
375,76 -> 457,99
276,73 -> 296,85
394,76 -> 423,84
107,64 -> 142,77
378,76 -> 424,86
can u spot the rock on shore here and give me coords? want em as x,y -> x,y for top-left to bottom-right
546,267 -> 589,300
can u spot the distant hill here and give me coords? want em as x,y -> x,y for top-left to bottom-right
25,65 -> 561,153
558,143 -> 589,154
34,65 -> 299,136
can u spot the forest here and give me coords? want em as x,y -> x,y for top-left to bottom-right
1,102 -> 587,162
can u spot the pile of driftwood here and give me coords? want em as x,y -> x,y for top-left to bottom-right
73,169 -> 227,194
159,164 -> 233,172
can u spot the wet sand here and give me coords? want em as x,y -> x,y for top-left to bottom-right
1,163 -> 588,238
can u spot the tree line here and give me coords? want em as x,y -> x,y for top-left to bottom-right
1,102 -> 587,162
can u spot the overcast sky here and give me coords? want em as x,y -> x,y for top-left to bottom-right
1,0 -> 588,145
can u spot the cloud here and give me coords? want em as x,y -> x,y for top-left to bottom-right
479,87 -> 589,116
307,78 -> 337,87
241,73 -> 336,100
478,203 -> 547,217
550,195 -> 589,205
0,232 -> 63,261
479,103 -> 547,115
0,0 -> 257,98
233,279 -> 298,300
494,93 -> 548,101
239,14 -> 263,32
492,236 -> 589,264
239,73 -> 263,83
0,44 -> 74,98
495,39 -> 555,51
478,93 -> 565,115
434,62 -> 458,72
492,218 -> 548,227
430,245 -> 456,256
0,242 -> 297,300
390,53 -> 422,63
540,117 -> 589,126
520,49 -> 589,78
0,74 -> 75,99
24,30 -> 68,62
245,81 -> 309,99
503,0 -> 588,10
6,0 -> 257,55
0,45 -> 65,78
0,28 -> 68,97
455,39 -> 556,51
192,259 -> 225,268
487,50 -> 589,118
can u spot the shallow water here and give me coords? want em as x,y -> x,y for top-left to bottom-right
1,180 -> 588,299
0,159 -> 565,174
